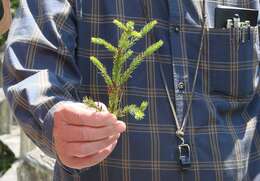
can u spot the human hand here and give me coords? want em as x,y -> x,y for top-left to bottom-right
53,102 -> 126,169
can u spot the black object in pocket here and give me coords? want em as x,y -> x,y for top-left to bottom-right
214,5 -> 259,28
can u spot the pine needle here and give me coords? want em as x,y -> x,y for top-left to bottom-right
89,56 -> 113,86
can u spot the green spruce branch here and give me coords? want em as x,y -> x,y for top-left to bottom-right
83,19 -> 164,120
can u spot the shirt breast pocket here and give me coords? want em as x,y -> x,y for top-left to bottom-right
207,26 -> 259,98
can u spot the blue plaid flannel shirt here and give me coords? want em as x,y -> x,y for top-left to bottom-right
3,0 -> 260,180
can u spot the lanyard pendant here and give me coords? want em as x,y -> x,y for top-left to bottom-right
178,143 -> 191,169
176,131 -> 191,169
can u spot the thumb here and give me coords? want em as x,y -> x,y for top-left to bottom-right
94,102 -> 108,112
75,102 -> 109,112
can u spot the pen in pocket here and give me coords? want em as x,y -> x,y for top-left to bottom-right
226,15 -> 251,43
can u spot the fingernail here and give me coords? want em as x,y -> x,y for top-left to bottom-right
115,133 -> 120,139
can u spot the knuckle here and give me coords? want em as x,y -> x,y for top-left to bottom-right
53,110 -> 61,122
54,105 -> 70,121
56,124 -> 67,140
56,104 -> 67,113
54,126 -> 64,141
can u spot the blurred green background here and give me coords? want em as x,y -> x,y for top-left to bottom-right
0,0 -> 19,46
0,0 -> 19,176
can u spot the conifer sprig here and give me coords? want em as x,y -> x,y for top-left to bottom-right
91,37 -> 117,53
89,56 -> 112,86
83,19 -> 164,120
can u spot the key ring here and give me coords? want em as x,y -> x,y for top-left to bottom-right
176,130 -> 191,169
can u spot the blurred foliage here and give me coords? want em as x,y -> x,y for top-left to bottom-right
0,0 -> 20,46
0,0 -> 19,176
11,0 -> 19,10
0,141 -> 16,176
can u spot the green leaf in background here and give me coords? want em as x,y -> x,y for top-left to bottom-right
0,141 -> 16,176
0,0 -> 19,46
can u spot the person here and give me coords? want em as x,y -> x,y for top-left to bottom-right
0,0 -> 11,35
2,0 -> 260,180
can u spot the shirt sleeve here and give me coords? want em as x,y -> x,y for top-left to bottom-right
2,0 -> 81,158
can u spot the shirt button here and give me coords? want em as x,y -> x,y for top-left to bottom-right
177,82 -> 185,91
174,26 -> 180,32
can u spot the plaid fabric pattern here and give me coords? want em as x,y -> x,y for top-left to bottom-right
3,0 -> 260,180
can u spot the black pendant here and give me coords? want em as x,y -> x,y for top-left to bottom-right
178,143 -> 191,169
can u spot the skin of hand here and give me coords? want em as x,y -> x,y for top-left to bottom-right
53,102 -> 126,169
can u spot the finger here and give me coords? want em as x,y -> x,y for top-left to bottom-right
58,121 -> 126,142
64,141 -> 117,169
67,134 -> 120,158
55,103 -> 117,127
